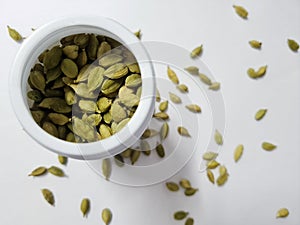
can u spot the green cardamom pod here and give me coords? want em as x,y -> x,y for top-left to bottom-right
61,58 -> 78,78
179,179 -> 191,189
185,104 -> 201,113
87,34 -> 99,60
177,84 -> 189,93
28,166 -> 47,176
288,39 -> 299,52
207,170 -> 215,184
159,101 -> 168,112
190,45 -> 203,58
153,112 -> 169,120
27,90 -> 43,103
125,74 -> 142,88
130,150 -> 141,165
184,66 -> 199,75
74,34 -> 90,48
177,126 -> 191,137
234,144 -> 244,162
101,208 -> 112,225
169,92 -> 181,104
7,25 -> 23,42
160,122 -> 169,140
233,5 -> 248,19
29,70 -> 46,93
48,113 -> 69,126
99,54 -> 123,67
97,41 -> 111,58
58,155 -> 68,165
63,45 -> 79,59
214,129 -> 223,145
102,159 -> 112,180
184,187 -> 198,196
166,182 -> 179,192
41,189 -> 55,206
48,166 -> 65,177
185,217 -> 194,225
31,110 -> 45,124
167,66 -> 179,84
276,208 -> 289,218
262,142 -> 277,151
174,211 -> 189,220
156,144 -> 165,158
255,109 -> 267,121
80,198 -> 90,217
207,160 -> 220,169
202,152 -> 218,161
249,40 -> 262,49
43,46 -> 63,70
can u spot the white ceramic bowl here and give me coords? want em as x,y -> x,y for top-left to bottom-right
9,16 -> 156,160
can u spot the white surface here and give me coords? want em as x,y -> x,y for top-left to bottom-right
1,0 -> 300,225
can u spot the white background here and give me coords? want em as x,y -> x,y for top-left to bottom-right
1,0 -> 300,224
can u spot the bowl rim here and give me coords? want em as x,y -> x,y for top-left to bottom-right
9,16 -> 156,160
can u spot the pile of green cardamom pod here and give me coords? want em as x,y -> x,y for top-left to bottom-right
27,33 -> 142,143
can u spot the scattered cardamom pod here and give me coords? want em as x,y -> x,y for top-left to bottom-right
185,104 -> 201,113
41,189 -> 55,206
249,40 -> 262,49
156,144 -> 165,158
185,217 -> 194,225
159,101 -> 168,112
179,179 -> 192,189
209,82 -> 221,91
28,166 -> 47,176
48,166 -> 65,177
177,84 -> 189,93
247,65 -> 267,79
102,208 -> 112,225
153,112 -> 169,120
166,182 -> 180,192
184,187 -> 198,196
156,89 -> 161,102
102,159 -> 112,181
184,66 -> 199,75
202,152 -> 218,161
214,129 -> 223,145
233,5 -> 248,19
174,211 -> 189,220
219,165 -> 227,177
207,169 -> 215,184
216,173 -> 228,186
234,144 -> 244,162
199,73 -> 212,85
7,25 -> 23,42
130,150 -> 141,165
287,39 -> 299,52
169,92 -> 182,104
160,122 -> 169,140
262,142 -> 277,151
190,45 -> 203,58
276,208 -> 289,218
177,126 -> 191,137
255,109 -> 267,121
58,155 -> 68,165
80,198 -> 90,217
206,160 -> 220,169
134,29 -> 142,39
167,66 -> 179,84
